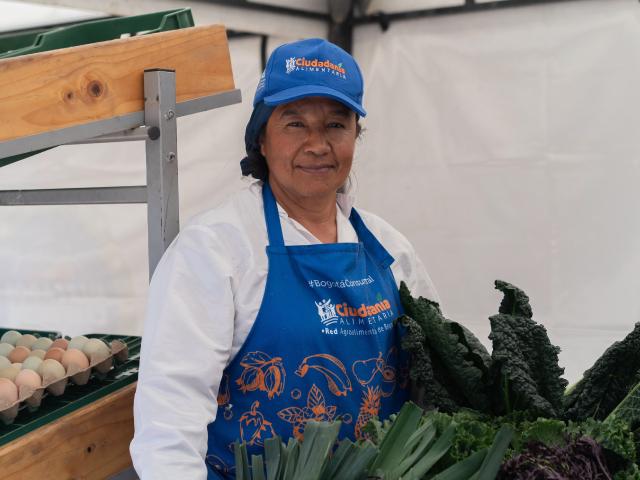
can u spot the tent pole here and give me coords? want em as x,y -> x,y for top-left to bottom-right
328,0 -> 354,52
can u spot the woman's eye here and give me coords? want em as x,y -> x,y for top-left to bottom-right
286,121 -> 304,127
328,122 -> 345,129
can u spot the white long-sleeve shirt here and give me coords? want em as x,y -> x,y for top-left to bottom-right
130,179 -> 439,480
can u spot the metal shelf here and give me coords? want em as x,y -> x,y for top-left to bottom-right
0,70 -> 242,277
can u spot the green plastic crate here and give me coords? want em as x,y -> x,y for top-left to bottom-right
0,9 -> 194,59
0,332 -> 140,446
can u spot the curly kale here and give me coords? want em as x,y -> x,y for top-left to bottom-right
399,282 -> 491,413
564,323 -> 640,422
489,281 -> 568,418
566,418 -> 637,472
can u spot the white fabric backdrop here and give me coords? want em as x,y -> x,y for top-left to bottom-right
1,0 -> 639,383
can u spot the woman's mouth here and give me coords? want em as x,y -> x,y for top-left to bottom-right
297,165 -> 335,174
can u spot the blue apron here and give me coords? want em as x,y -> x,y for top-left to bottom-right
206,183 -> 408,478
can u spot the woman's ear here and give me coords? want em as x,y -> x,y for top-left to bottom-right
259,131 -> 266,157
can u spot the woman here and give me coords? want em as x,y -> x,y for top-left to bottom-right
130,38 -> 439,479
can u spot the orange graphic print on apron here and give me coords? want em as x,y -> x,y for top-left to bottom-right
295,353 -> 352,397
238,400 -> 276,447
217,373 -> 231,406
352,347 -> 397,397
236,351 -> 286,399
277,384 -> 337,440
354,386 -> 381,440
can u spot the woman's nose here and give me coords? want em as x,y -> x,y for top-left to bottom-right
304,128 -> 331,155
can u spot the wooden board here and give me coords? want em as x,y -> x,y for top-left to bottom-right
0,383 -> 137,479
0,25 -> 235,142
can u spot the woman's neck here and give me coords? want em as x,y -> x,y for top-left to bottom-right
268,181 -> 338,243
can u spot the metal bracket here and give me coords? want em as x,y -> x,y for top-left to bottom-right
0,186 -> 147,205
0,73 -> 242,280
144,69 -> 180,279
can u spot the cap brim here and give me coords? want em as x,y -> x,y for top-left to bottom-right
263,85 -> 366,117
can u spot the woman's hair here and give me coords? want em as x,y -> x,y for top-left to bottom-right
241,118 -> 363,182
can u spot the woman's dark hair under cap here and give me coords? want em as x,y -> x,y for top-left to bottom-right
241,102 -> 274,181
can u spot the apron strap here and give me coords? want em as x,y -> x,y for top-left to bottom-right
349,208 -> 395,269
262,182 -> 286,248
262,181 -> 396,270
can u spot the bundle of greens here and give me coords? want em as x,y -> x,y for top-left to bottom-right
399,280 -> 640,477
399,280 -> 567,418
233,402 -> 514,480
399,284 -> 491,414
564,323 -> 640,421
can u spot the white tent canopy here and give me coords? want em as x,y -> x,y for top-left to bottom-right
1,0 -> 639,384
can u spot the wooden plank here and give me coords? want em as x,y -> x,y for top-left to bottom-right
0,25 -> 235,142
0,383 -> 137,479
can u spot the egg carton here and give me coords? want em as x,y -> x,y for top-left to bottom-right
0,340 -> 129,425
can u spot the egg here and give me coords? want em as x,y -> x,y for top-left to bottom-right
0,330 -> 22,346
50,338 -> 69,351
82,338 -> 110,359
8,346 -> 30,363
15,334 -> 37,349
0,343 -> 14,358
0,364 -> 21,382
67,336 -> 88,351
31,337 -> 53,351
40,359 -> 66,382
44,347 -> 65,363
14,369 -> 42,390
0,356 -> 10,370
29,349 -> 46,360
61,348 -> 89,371
22,356 -> 43,374
0,378 -> 18,405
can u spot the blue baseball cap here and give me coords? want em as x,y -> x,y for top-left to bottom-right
241,38 -> 365,179
253,38 -> 366,117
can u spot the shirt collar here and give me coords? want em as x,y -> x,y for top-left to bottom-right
244,176 -> 355,218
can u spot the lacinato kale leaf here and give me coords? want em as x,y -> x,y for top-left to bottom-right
489,281 -> 568,418
495,279 -> 533,319
398,314 -> 460,413
564,323 -> 640,422
399,282 -> 491,413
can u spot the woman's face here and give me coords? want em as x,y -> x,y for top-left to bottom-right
260,97 -> 357,203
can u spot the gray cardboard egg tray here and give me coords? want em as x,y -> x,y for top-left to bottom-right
0,340 -> 129,425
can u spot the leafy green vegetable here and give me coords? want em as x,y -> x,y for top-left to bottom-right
564,323 -> 640,421
515,417 -> 566,450
494,279 -> 532,318
567,417 -> 637,467
398,314 -> 462,413
427,410 -> 498,467
400,280 -> 568,419
497,436 -> 613,479
399,282 -> 492,413
608,382 -> 640,429
489,281 -> 568,418
472,425 -> 514,480
430,449 -> 487,480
